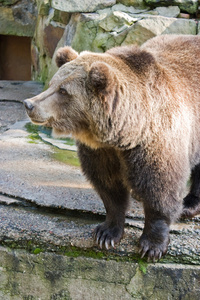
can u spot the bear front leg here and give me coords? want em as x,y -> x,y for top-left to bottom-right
77,143 -> 129,249
93,181 -> 129,249
138,184 -> 182,261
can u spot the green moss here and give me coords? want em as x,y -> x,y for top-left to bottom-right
27,134 -> 39,144
33,248 -> 44,255
2,239 -> 199,265
52,148 -> 80,167
38,0 -> 50,16
25,122 -> 80,167
64,138 -> 76,146
25,123 -> 40,144
138,259 -> 148,274
64,247 -> 105,259
25,123 -> 40,135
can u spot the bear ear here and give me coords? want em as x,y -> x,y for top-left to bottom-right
88,62 -> 114,94
55,46 -> 79,67
88,62 -> 117,113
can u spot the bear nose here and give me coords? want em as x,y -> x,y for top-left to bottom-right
24,99 -> 34,111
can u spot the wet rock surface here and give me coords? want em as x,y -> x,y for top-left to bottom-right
0,101 -> 27,133
0,81 -> 200,298
0,80 -> 44,102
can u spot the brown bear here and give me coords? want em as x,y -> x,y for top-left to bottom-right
24,34 -> 200,261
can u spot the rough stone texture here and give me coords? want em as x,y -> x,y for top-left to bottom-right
122,16 -> 197,46
0,0 -> 199,84
155,6 -> 180,18
0,0 -> 18,4
51,0 -> 116,13
43,4 -> 198,84
31,8 -> 69,82
43,22 -> 65,57
127,264 -> 200,299
117,0 -> 148,8
0,247 -> 134,299
36,0 -> 50,16
0,0 -> 37,36
67,12 -> 197,52
144,0 -> 199,14
112,3 -> 149,13
99,11 -> 138,32
0,247 -> 199,299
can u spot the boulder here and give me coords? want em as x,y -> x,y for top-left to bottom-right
28,0 -> 199,85
65,11 -> 197,53
43,22 -> 65,57
0,0 -> 37,36
0,0 -> 18,4
99,11 -> 138,32
31,42 -> 40,74
112,3 -> 149,14
116,0 -> 148,9
155,6 -> 180,18
51,0 -> 116,13
69,13 -> 102,52
37,0 -> 50,16
122,16 -> 197,46
144,0 -> 199,14
31,7 -> 69,82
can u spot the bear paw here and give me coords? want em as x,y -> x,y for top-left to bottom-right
139,234 -> 169,262
181,205 -> 200,218
93,222 -> 124,250
181,194 -> 200,218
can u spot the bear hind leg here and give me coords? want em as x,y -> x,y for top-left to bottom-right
182,163 -> 200,218
139,205 -> 170,262
123,146 -> 185,261
77,143 -> 129,249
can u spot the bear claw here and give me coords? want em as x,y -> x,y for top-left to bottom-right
139,245 -> 164,262
111,240 -> 115,248
139,235 -> 169,262
93,222 -> 123,250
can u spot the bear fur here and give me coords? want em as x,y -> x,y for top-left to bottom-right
24,35 -> 200,261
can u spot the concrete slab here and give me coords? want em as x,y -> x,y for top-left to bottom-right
0,120 -> 104,213
0,118 -> 145,219
0,198 -> 199,263
0,80 -> 44,102
0,101 -> 28,133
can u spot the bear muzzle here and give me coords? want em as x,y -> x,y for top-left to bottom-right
23,99 -> 49,125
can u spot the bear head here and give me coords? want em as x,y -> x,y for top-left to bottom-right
24,46 -> 127,148
24,45 -> 154,149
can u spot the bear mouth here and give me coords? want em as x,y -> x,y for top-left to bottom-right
31,118 -> 49,126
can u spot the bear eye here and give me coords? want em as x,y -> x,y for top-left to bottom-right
59,87 -> 69,95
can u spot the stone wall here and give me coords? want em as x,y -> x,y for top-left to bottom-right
0,247 -> 200,299
0,0 -> 200,84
